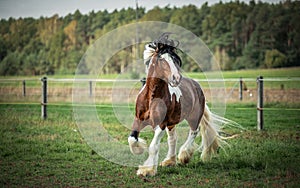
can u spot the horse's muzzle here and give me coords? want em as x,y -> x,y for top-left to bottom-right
169,74 -> 182,87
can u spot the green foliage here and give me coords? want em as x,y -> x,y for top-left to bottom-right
0,1 -> 299,76
141,6 -> 171,22
170,5 -> 202,36
264,49 -> 287,68
130,71 -> 140,79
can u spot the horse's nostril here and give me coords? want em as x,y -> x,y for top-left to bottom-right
171,74 -> 181,86
173,74 -> 181,82
173,75 -> 176,81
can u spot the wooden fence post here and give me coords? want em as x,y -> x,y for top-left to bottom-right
41,77 -> 47,120
239,77 -> 243,101
257,76 -> 263,130
22,80 -> 26,97
89,81 -> 92,97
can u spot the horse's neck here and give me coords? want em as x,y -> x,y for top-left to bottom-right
145,77 -> 168,99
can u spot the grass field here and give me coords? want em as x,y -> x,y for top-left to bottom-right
0,103 -> 299,187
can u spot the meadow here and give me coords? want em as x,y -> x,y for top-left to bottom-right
0,102 -> 299,187
0,67 -> 299,187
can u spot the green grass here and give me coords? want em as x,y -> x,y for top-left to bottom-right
0,103 -> 299,187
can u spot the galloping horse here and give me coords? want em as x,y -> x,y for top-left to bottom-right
128,33 -> 229,177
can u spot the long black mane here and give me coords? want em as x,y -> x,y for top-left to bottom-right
151,33 -> 182,67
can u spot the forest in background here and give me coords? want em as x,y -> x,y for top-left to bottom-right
0,0 -> 299,76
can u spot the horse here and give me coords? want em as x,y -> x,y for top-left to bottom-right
128,34 -> 231,177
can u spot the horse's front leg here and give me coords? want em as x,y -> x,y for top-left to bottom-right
137,125 -> 165,176
160,126 -> 177,167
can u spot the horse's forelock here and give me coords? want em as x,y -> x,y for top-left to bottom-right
155,34 -> 181,67
159,48 -> 182,68
145,33 -> 182,69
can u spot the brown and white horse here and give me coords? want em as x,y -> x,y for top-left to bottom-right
128,36 -> 231,177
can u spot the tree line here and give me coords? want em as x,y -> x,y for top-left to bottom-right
0,0 -> 299,75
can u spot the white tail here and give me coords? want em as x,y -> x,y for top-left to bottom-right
199,104 -> 242,161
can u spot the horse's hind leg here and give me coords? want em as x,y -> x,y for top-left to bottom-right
160,126 -> 177,167
178,128 -> 199,164
178,91 -> 204,164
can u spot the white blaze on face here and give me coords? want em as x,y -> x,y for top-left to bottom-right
160,53 -> 181,87
160,53 -> 179,78
161,53 -> 182,102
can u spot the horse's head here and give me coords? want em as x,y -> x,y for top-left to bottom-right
148,52 -> 182,87
143,33 -> 182,87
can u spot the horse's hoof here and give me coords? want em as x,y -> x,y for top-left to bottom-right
128,137 -> 147,155
178,150 -> 193,164
160,156 -> 176,167
137,165 -> 157,177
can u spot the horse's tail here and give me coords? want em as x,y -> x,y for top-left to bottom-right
199,104 -> 240,161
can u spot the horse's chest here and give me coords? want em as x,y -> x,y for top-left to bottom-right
136,84 -> 183,126
165,100 -> 181,125
168,85 -> 182,102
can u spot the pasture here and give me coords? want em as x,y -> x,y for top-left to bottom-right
1,67 -> 299,187
0,103 -> 299,187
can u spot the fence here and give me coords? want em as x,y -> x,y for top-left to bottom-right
1,76 -> 300,130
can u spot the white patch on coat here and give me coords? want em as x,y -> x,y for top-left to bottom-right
140,125 -> 165,167
168,84 -> 182,102
128,136 -> 147,155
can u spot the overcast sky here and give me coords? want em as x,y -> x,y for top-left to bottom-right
0,0 -> 281,19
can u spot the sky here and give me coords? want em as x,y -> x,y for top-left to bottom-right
0,0 -> 281,19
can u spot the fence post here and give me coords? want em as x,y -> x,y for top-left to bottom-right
22,80 -> 26,97
41,77 -> 47,120
257,76 -> 263,130
239,77 -> 243,101
89,81 -> 92,97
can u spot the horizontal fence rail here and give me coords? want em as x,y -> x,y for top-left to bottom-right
1,77 -> 299,102
1,77 -> 300,83
0,76 -> 299,130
